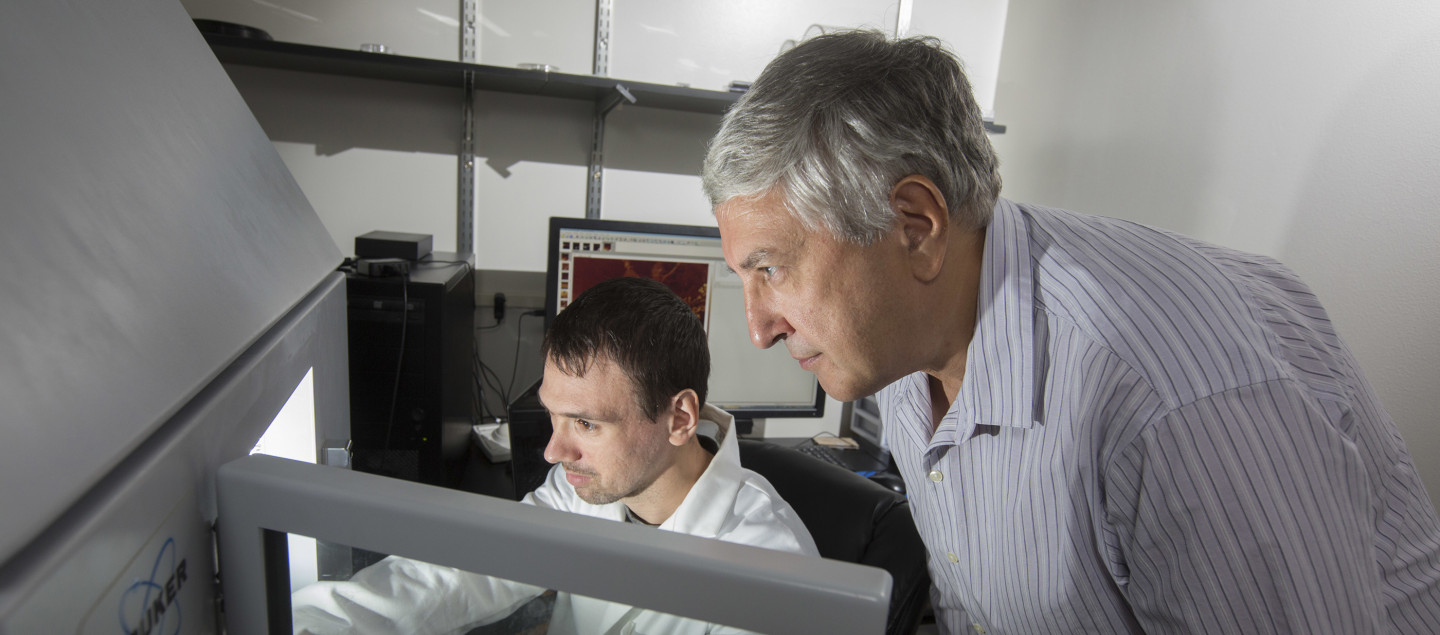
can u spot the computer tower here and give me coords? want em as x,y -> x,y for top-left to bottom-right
345,254 -> 475,489
507,379 -> 551,501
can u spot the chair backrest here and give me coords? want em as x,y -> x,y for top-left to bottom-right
738,440 -> 931,635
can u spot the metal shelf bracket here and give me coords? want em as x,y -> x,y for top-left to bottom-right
457,0 -> 478,255
587,84 -> 638,219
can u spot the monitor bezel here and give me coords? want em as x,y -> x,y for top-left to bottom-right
218,454 -> 890,635
543,216 -> 826,422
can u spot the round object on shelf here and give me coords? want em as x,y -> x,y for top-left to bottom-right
192,19 -> 273,41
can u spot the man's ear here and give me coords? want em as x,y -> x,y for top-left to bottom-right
665,389 -> 701,447
890,175 -> 949,283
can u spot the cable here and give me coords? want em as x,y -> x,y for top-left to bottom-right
417,258 -> 473,269
506,311 -> 545,404
471,342 -> 490,421
473,346 -> 509,420
383,272 -> 410,449
480,358 -> 510,409
473,342 -> 510,413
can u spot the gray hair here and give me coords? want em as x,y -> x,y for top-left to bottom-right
702,29 -> 1001,244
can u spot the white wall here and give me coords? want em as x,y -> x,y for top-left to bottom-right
608,0 -> 899,91
183,0 -> 463,60
990,0 -> 1440,506
904,0 -> 1009,120
222,65 -> 464,255
183,0 -> 1016,438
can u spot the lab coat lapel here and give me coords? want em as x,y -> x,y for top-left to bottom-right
661,405 -> 741,537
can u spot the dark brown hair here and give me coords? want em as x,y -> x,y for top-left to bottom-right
541,277 -> 710,420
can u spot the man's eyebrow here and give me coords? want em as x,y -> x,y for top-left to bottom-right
736,249 -> 772,271
537,393 -> 616,422
536,392 -> 563,416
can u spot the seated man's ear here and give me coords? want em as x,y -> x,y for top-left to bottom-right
665,389 -> 701,446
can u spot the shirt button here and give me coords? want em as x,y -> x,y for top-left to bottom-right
947,552 -> 959,563
972,624 -> 986,634
928,469 -> 944,482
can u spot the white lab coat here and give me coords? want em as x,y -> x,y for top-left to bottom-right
292,404 -> 818,635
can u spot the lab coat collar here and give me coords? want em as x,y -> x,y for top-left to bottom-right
657,404 -> 745,537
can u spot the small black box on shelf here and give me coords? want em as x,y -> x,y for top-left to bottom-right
355,230 -> 433,260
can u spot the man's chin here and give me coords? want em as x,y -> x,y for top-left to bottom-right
816,371 -> 888,403
574,488 -> 622,506
816,378 -> 861,403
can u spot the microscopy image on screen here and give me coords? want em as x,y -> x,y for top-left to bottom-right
571,257 -> 710,327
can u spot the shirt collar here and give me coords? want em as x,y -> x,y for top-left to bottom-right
657,404 -> 743,535
955,198 -> 1037,430
699,403 -> 740,464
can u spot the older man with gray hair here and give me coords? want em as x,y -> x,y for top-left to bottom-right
704,29 -> 1440,634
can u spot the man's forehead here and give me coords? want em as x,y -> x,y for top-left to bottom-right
538,381 -> 623,422
715,190 -> 790,226
717,197 -> 806,262
538,357 -> 636,422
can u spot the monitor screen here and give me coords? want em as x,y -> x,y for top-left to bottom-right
543,217 -> 825,423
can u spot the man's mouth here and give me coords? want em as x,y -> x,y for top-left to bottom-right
564,466 -> 594,487
794,353 -> 820,370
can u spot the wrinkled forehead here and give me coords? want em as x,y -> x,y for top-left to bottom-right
714,188 -> 797,226
716,195 -> 810,262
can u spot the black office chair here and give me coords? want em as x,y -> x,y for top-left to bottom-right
738,440 -> 931,635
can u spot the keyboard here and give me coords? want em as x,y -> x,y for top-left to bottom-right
796,443 -> 846,466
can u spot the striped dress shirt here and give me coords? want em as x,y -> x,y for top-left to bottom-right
877,199 -> 1440,634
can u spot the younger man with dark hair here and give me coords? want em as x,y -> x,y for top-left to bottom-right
292,277 -> 816,634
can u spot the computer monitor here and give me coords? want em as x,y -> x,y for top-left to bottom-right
218,454 -> 890,635
543,217 -> 826,429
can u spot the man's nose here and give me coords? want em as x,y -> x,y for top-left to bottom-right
744,287 -> 793,350
543,424 -> 577,464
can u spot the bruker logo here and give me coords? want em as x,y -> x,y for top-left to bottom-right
118,537 -> 187,635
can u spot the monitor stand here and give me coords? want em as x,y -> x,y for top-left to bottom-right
734,417 -> 763,439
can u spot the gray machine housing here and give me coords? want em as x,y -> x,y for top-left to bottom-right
0,1 -> 891,633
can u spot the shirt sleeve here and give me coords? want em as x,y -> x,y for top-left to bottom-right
289,467 -> 573,635
290,555 -> 545,635
1103,380 -> 1386,634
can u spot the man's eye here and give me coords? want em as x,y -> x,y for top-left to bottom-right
576,419 -> 596,431
762,266 -> 779,278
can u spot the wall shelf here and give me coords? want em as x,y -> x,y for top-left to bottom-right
203,30 -> 1001,256
203,33 -> 742,116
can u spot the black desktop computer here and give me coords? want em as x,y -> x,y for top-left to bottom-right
507,379 -> 550,500
344,252 -> 475,489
